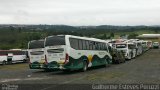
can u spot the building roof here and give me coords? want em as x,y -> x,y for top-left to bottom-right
137,34 -> 160,39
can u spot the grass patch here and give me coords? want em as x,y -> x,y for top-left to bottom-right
0,63 -> 29,71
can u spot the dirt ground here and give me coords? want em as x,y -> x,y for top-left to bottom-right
0,49 -> 160,90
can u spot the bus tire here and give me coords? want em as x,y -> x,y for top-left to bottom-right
104,58 -> 109,67
82,61 -> 88,72
107,60 -> 111,67
7,61 -> 12,65
23,59 -> 27,63
2,60 -> 6,65
116,60 -> 120,64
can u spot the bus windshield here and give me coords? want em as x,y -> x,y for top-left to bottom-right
116,44 -> 127,48
29,40 -> 44,49
128,44 -> 136,49
45,36 -> 65,46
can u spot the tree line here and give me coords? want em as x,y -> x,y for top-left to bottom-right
0,25 -> 159,49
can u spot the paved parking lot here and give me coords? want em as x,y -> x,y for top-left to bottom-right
0,49 -> 160,90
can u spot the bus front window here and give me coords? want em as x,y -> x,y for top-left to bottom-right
116,44 -> 127,48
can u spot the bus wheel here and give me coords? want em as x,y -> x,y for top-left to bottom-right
104,58 -> 108,66
8,61 -> 12,65
82,61 -> 88,72
23,59 -> 27,63
2,60 -> 6,65
116,60 -> 120,64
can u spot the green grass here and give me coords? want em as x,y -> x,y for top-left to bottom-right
0,63 -> 29,71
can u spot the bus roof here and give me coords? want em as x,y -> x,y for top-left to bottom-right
45,35 -> 108,43
66,35 -> 107,43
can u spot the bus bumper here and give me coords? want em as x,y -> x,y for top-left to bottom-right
47,61 -> 61,70
29,63 -> 48,69
47,61 -> 83,70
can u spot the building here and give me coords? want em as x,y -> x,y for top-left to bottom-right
137,34 -> 160,42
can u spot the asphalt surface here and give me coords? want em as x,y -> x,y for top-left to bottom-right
0,49 -> 160,90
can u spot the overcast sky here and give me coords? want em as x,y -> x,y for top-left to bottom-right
0,0 -> 160,26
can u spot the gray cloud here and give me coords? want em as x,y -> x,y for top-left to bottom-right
0,0 -> 160,25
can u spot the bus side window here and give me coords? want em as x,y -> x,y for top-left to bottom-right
98,43 -> 101,50
92,42 -> 96,50
69,38 -> 79,50
98,42 -> 101,50
78,39 -> 83,50
86,40 -> 90,50
100,43 -> 104,50
89,41 -> 93,50
99,43 -> 102,50
82,40 -> 86,50
102,43 -> 105,50
95,42 -> 98,50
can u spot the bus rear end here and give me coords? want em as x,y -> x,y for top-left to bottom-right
45,36 -> 67,70
28,40 -> 47,69
115,43 -> 129,59
0,51 -> 7,65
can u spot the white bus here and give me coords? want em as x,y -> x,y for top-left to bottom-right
44,35 -> 112,71
28,40 -> 47,69
115,42 -> 136,60
0,50 -> 27,65
142,40 -> 149,52
134,41 -> 143,56
0,51 -> 7,65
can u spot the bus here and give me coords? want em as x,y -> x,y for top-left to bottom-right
115,42 -> 136,60
0,50 -> 27,65
134,41 -> 143,56
147,40 -> 152,49
45,35 -> 112,71
142,40 -> 148,52
0,51 -> 7,65
28,40 -> 47,69
152,42 -> 159,49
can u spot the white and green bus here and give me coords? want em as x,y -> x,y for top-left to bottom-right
28,40 -> 47,69
45,35 -> 112,71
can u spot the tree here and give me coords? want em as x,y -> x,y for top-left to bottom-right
18,27 -> 22,33
110,32 -> 114,38
10,26 -> 15,32
128,33 -> 138,39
